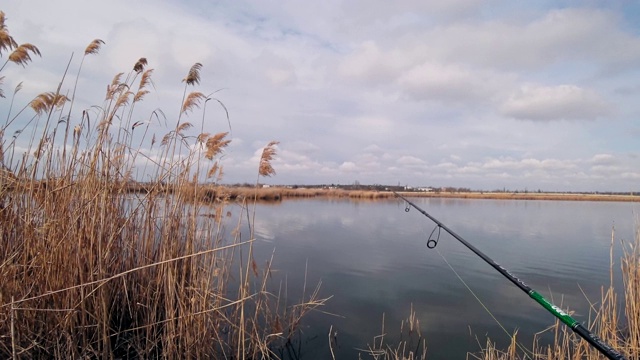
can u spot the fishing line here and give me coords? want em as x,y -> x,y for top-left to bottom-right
394,192 -> 627,360
433,245 -> 534,358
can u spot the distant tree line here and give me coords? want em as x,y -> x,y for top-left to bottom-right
223,182 -> 639,196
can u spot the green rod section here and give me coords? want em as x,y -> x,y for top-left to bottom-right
394,192 -> 626,360
529,290 -> 576,327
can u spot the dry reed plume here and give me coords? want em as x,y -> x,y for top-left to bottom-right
0,10 -> 327,359
259,141 -> 279,178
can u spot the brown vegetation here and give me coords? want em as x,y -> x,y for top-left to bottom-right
364,227 -> 640,359
470,227 -> 639,359
176,187 -> 640,203
2,9 -> 637,359
0,15 -> 326,359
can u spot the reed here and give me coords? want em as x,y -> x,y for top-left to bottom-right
202,187 -> 398,201
357,306 -> 427,359
0,11 -> 327,359
182,187 -> 640,203
364,226 -> 640,359
472,226 -> 639,359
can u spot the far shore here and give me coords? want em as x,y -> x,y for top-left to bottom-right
6,179 -> 638,202
188,186 -> 640,202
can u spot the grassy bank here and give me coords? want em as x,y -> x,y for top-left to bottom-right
0,14 -> 326,358
178,186 -> 640,203
6,183 -> 640,203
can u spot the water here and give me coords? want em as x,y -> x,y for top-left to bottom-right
229,198 -> 637,359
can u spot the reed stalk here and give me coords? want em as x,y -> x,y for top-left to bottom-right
365,226 -> 640,359
0,11 -> 327,358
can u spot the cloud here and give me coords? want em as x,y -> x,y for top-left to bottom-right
620,172 -> 640,180
339,161 -> 357,172
397,155 -> 426,166
255,50 -> 298,86
589,154 -> 616,165
480,157 -> 577,172
338,41 -> 409,85
363,144 -> 385,153
424,8 -> 640,71
397,62 -> 510,104
2,1 -> 640,192
500,84 -> 610,121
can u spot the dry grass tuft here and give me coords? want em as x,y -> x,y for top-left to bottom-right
105,72 -> 125,100
183,62 -> 203,86
0,12 -> 325,359
134,68 -> 154,102
114,89 -> 132,109
7,43 -> 40,67
0,11 -> 18,56
176,121 -> 193,133
182,91 -> 206,114
359,306 -> 427,360
133,88 -> 149,103
205,132 -> 231,160
84,39 -> 105,55
259,141 -> 279,177
139,68 -> 153,89
29,91 -> 69,115
133,57 -> 147,73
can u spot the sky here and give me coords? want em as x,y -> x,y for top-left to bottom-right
2,1 -> 640,191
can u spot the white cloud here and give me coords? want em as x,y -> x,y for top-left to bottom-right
397,62 -> 506,104
590,154 -> 617,165
500,84 -> 610,121
591,164 -> 621,174
339,161 -> 357,171
2,1 -> 640,191
424,8 -> 640,71
479,157 -> 579,173
620,172 -> 640,180
435,162 -> 457,170
338,41 -> 410,85
363,144 -> 384,153
265,68 -> 296,85
397,155 -> 426,166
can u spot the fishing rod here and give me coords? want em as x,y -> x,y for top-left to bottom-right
394,192 -> 626,360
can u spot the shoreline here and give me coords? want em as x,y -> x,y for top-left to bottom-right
5,179 -> 638,202
197,186 -> 640,202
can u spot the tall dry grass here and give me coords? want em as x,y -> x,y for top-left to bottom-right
470,227 -> 638,360
199,187 -> 397,202
366,227 -> 639,359
0,11 -> 327,359
357,306 -> 427,360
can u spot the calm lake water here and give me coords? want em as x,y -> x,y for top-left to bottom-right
229,198 -> 637,359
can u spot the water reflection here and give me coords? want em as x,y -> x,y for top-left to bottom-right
227,198 -> 637,358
